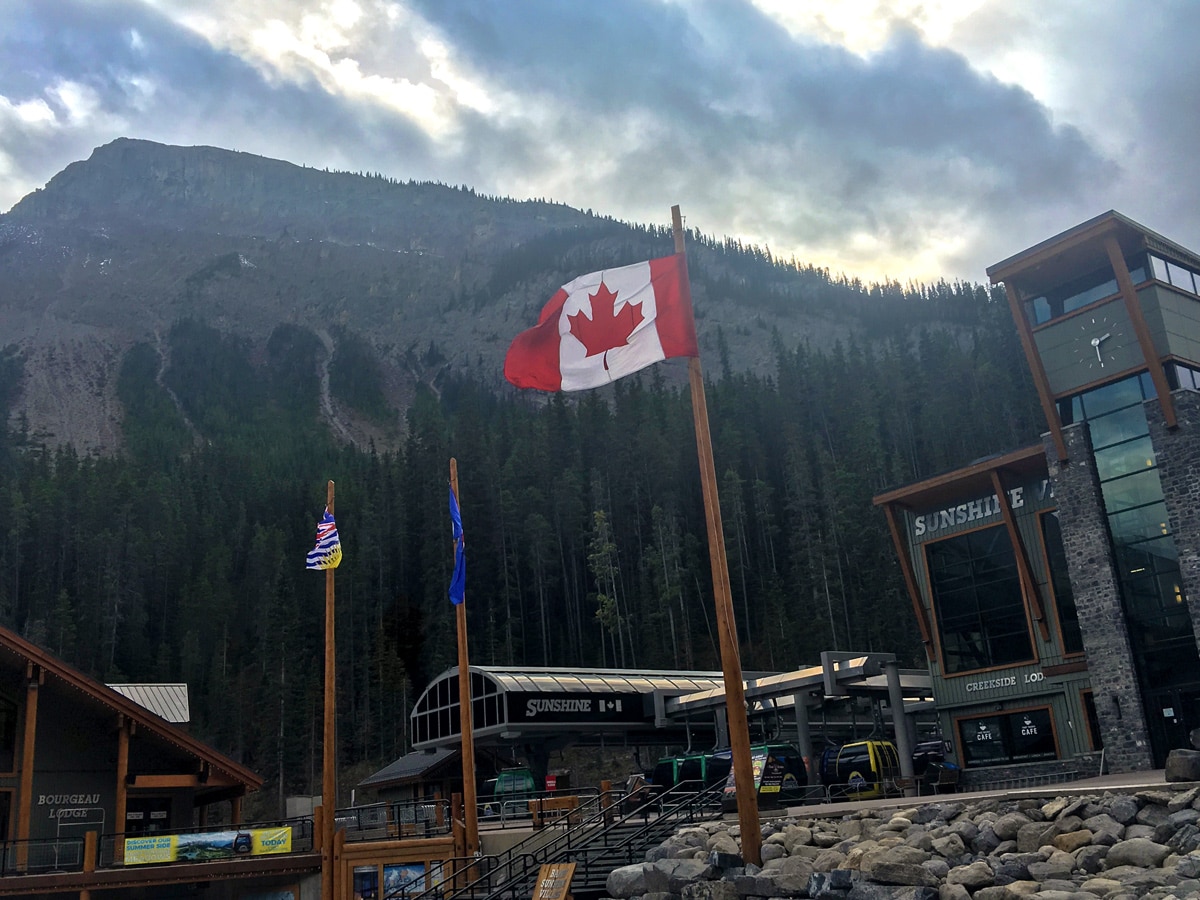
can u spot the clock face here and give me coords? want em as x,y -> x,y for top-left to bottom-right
1074,314 -> 1124,370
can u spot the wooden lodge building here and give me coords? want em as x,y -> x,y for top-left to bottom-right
875,211 -> 1200,780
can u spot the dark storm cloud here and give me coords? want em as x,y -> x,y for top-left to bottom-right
408,0 -> 1115,272
6,0 -> 1193,281
0,0 -> 437,210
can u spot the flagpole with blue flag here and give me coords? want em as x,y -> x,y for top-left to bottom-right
449,459 -> 479,860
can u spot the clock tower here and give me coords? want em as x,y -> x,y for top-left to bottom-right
987,210 -> 1200,770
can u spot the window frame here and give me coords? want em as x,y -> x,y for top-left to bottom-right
924,521 -> 1038,677
953,704 -> 1060,769
1037,510 -> 1084,658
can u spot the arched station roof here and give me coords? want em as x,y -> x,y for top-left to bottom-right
411,666 -> 729,750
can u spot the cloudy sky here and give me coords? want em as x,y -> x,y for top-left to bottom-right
2,0 -> 1197,283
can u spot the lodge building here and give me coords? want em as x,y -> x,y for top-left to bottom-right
875,210 -> 1200,778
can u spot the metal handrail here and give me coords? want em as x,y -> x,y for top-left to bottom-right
476,786 -> 601,827
336,799 -> 453,840
402,782 -> 725,900
0,836 -> 86,876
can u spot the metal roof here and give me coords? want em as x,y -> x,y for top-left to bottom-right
0,627 -> 260,792
108,683 -> 190,723
359,747 -> 458,789
468,666 -> 729,695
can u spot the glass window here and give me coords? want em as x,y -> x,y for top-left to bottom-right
1026,296 -> 1052,325
1089,406 -> 1150,451
1100,469 -> 1166,514
355,865 -> 380,900
1167,261 -> 1197,293
1151,255 -> 1170,282
1116,535 -> 1180,575
1082,691 -> 1102,751
957,708 -> 1056,767
1094,436 -> 1155,480
0,697 -> 14,772
1108,502 -> 1171,545
928,525 -> 1033,674
1172,362 -> 1200,391
1041,512 -> 1083,655
1009,709 -> 1057,761
1079,377 -> 1148,420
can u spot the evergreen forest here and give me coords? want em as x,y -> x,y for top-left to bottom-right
0,249 -> 1046,815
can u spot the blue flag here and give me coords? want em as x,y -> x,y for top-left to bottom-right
449,486 -> 465,605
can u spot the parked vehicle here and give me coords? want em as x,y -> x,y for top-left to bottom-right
480,766 -> 537,816
714,743 -> 810,809
911,739 -> 948,777
650,752 -> 731,794
819,739 -> 901,799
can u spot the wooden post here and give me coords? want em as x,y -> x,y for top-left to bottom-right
449,459 -> 480,858
16,664 -> 41,873
322,480 -> 337,900
674,205 -> 762,866
77,828 -> 99,899
113,715 -> 129,866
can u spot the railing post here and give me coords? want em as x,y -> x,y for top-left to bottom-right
600,780 -> 613,827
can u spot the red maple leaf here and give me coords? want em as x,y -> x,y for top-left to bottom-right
567,281 -> 644,367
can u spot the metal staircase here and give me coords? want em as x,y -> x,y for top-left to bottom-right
394,784 -> 726,900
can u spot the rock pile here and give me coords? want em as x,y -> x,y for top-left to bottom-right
605,786 -> 1200,899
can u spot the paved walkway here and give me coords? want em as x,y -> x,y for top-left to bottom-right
777,769 -> 1180,820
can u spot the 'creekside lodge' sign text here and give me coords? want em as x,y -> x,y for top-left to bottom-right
913,480 -> 1054,539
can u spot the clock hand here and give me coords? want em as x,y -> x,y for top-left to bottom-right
1096,343 -> 1103,364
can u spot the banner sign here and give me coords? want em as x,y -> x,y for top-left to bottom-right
125,827 -> 292,866
507,692 -> 644,723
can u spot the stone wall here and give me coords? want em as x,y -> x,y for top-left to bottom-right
1042,426 -> 1153,772
957,753 -> 1103,791
1146,389 -> 1200,643
606,781 -> 1200,900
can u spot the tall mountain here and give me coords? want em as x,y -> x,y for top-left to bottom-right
1,138 -> 904,453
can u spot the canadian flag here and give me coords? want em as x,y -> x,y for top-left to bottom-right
504,254 -> 699,391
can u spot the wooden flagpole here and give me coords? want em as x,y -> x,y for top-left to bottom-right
450,458 -> 480,858
322,479 -> 337,900
673,205 -> 763,866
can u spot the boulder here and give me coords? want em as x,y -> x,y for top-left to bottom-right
1166,749 -> 1200,782
991,813 -> 1032,841
1103,837 -> 1172,869
681,880 -> 738,900
606,863 -> 647,898
643,857 -> 714,893
944,860 -> 994,889
1052,828 -> 1093,853
867,861 -> 940,887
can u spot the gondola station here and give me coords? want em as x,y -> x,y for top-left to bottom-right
875,211 -> 1200,781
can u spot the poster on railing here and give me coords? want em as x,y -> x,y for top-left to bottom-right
124,827 -> 292,865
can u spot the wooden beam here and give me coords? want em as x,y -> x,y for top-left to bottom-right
991,470 -> 1050,642
128,774 -> 201,789
881,503 -> 935,661
1105,235 -> 1176,427
1003,282 -> 1069,460
16,665 -> 40,872
114,717 -> 129,865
